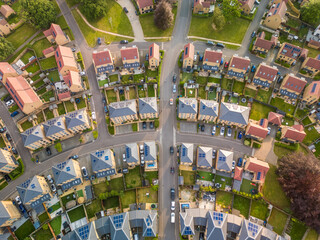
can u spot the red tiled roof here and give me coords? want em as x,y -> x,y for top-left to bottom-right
55,46 -> 77,72
149,43 -> 159,60
271,35 -> 278,45
268,112 -> 283,125
43,29 -> 51,37
92,50 -> 113,67
203,50 -> 222,64
42,46 -> 55,56
254,38 -> 273,50
0,18 -> 8,25
246,158 -> 269,182
0,5 -> 14,18
58,91 -> 71,101
0,62 -> 16,74
282,75 -> 307,94
283,125 -> 306,142
63,71 -> 81,89
304,57 -> 320,71
255,64 -> 278,82
279,43 -> 303,60
183,43 -> 194,60
239,0 -> 255,10
229,56 -> 250,71
246,120 -> 269,139
234,167 -> 243,181
120,47 -> 139,61
202,1 -> 211,7
43,23 -> 64,39
309,39 -> 320,48
136,0 -> 153,9
268,1 -> 287,18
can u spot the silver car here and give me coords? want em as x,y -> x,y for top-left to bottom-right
220,126 -> 225,136
172,84 -> 176,93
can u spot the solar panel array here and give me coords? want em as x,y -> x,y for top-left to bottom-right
219,156 -> 226,162
126,147 -> 130,158
248,222 -> 259,236
57,161 -> 67,170
21,179 -> 31,188
146,217 -> 152,226
213,212 -> 223,222
182,147 -> 186,157
95,151 -> 104,158
146,228 -> 153,237
113,214 -> 124,229
184,226 -> 193,235
145,145 -> 149,157
78,225 -> 89,240
199,153 -> 205,158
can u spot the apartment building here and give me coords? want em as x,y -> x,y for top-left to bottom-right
55,46 -> 78,76
64,109 -> 91,134
43,116 -> 72,141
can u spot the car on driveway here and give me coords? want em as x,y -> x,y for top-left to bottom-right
10,111 -> 19,117
170,146 -> 174,155
237,158 -> 243,167
6,133 -> 12,141
267,127 -> 271,135
81,167 -> 88,178
47,174 -> 53,183
216,43 -> 225,48
227,127 -> 232,137
207,41 -> 215,46
120,40 -> 128,44
51,184 -> 57,192
15,196 -> 22,205
46,147 -> 52,156
232,160 -> 235,170
211,125 -> 216,135
251,31 -> 256,38
142,122 -> 147,129
5,100 -> 14,107
220,126 -> 225,136
238,131 -> 243,139
123,7 -> 128,13
200,125 -> 205,132
11,147 -> 18,155
145,54 -> 149,61
149,122 -> 154,129
0,127 -> 6,133
224,61 -> 229,68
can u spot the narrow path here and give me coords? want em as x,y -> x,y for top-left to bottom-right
187,36 -> 242,46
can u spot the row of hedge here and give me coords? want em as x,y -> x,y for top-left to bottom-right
274,141 -> 299,150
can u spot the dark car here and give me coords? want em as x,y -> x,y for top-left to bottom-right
170,146 -> 174,155
6,133 -> 12,141
123,7 -> 128,13
97,37 -> 102,45
173,74 -> 177,83
120,40 -> 129,44
142,122 -> 147,129
145,53 -> 149,61
104,105 -> 108,113
251,31 -> 256,38
216,43 -> 225,48
149,122 -> 154,129
200,125 -> 205,132
0,127 -> 6,133
4,174 -> 11,182
170,188 -> 175,200
277,75 -> 284,83
238,131 -> 243,139
170,167 -> 175,174
10,111 -> 19,117
102,97 -> 106,104
11,147 -> 18,155
46,147 -> 52,156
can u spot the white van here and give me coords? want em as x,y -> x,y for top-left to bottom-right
171,201 -> 175,211
171,212 -> 175,223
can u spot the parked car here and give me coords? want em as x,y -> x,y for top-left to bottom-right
71,155 -> 79,159
0,127 -> 6,133
139,144 -> 144,154
216,43 -> 225,48
51,184 -> 57,192
15,196 -> 22,205
123,153 -> 126,162
251,31 -> 256,38
169,98 -> 173,105
5,100 -> 14,107
207,40 -> 215,46
91,111 -> 96,120
211,125 -> 216,135
97,38 -> 101,45
81,167 -> 88,178
220,126 -> 225,136
212,149 -> 216,159
232,160 -> 235,170
267,127 -> 271,135
171,212 -> 175,223
173,74 -> 177,83
46,147 -> 52,156
237,158 -> 243,167
4,174 -> 11,182
149,122 -> 154,129
170,146 -> 174,155
227,127 -> 232,137
10,111 -> 19,117
171,201 -> 175,211
4,95 -> 12,102
71,48 -> 76,52
6,133 -> 12,141
238,131 -> 243,139
104,105 -> 108,113
170,167 -> 175,174
277,75 -> 284,83
135,10 -> 138,15
172,84 -> 177,93
224,61 -> 229,68
142,122 -> 147,129
11,147 -> 18,155
123,7 -> 128,13
251,65 -> 256,73
170,188 -> 175,200
200,125 -> 205,132
120,40 -> 129,44
140,154 -> 145,166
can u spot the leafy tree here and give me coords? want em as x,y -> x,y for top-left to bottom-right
221,0 -> 241,21
99,193 -> 106,200
277,152 -> 320,230
21,0 -> 57,29
154,0 -> 174,30
76,0 -> 107,20
42,223 -> 48,230
300,0 -> 320,27
212,7 -> 226,30
0,38 -> 14,60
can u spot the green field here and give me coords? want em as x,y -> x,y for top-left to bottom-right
7,23 -> 37,48
268,208 -> 288,235
250,200 -> 269,220
67,205 -> 86,223
250,102 -> 275,120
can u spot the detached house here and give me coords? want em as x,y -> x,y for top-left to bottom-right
109,100 -> 138,125
278,74 -> 307,101
55,46 -> 78,76
252,32 -> 278,54
239,0 -> 255,15
251,63 -> 278,90
197,146 -> 212,169
193,0 -> 210,14
120,47 -> 140,70
276,43 -> 308,65
216,150 -> 234,173
180,143 -> 194,165
139,97 -> 158,119
0,149 -> 18,174
244,157 -> 270,184
125,143 -> 140,167
92,49 -> 114,75
218,102 -> 250,128
0,201 -> 21,227
136,0 -> 153,14
149,43 -> 160,69
202,49 -> 222,73
226,55 -> 251,81
268,112 -> 283,126
245,119 -> 269,141
301,56 -> 320,78
281,124 -> 306,143
21,125 -> 51,150
198,100 -> 218,122
0,5 -> 15,18
263,1 -> 287,30
303,81 -> 320,105
43,23 -> 69,45
0,18 -> 12,36
144,141 -> 157,170
183,43 -> 195,71
63,70 -> 83,92
178,98 -> 198,120
90,149 -> 116,178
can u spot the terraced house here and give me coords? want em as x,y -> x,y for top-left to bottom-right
63,70 -> 84,92
16,176 -> 52,211
21,125 -> 51,150
202,49 -> 222,73
216,149 -> 234,173
301,55 -> 320,78
193,0 -> 210,14
43,23 -> 70,45
120,46 -> 140,71
139,97 -> 158,119
276,43 -> 308,65
198,100 -> 219,122
278,74 -> 307,101
180,143 -> 194,166
182,43 -> 194,71
0,149 -> 18,174
225,55 -> 251,81
280,124 -> 306,143
245,119 -> 269,141
252,32 -> 278,54
263,0 -> 287,30
148,43 -> 160,69
65,109 -> 91,133
136,0 -> 154,14
251,63 -> 278,90
0,201 -> 21,227
55,46 -> 78,75
197,146 -> 213,169
92,49 -> 114,75
109,100 -> 138,124
218,102 -> 250,128
302,81 -> 320,105
43,116 -> 73,141
90,149 -> 116,178
178,98 -> 198,120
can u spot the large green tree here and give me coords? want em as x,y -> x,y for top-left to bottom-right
221,0 -> 241,21
76,0 -> 108,20
154,0 -> 174,30
0,38 -> 14,60
300,0 -> 320,27
21,0 -> 57,29
212,7 -> 226,30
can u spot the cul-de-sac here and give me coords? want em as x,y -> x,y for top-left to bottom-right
0,0 -> 319,239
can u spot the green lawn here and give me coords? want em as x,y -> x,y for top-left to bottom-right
215,175 -> 232,190
189,16 -> 250,44
216,191 -> 233,208
66,0 -> 78,7
302,117 -> 312,126
32,38 -> 52,57
41,90 -> 55,102
65,101 -> 75,112
250,200 -> 269,220
7,23 -> 37,48
26,62 -> 40,74
240,179 -> 258,194
125,167 -> 142,188
270,97 -> 296,114
85,199 -> 102,219
181,72 -> 193,83
109,74 -> 119,82
21,120 -> 33,131
233,195 -> 250,219
148,85 -> 155,97
93,177 -> 125,197
48,70 -> 60,82
305,229 -> 318,240
120,190 -> 136,209
256,89 -> 272,103
50,216 -> 61,236
56,15 -> 69,29
186,88 -> 196,98
268,208 -> 288,235
207,90 -> 217,100
303,125 -> 320,145
39,56 -> 57,70
76,98 -> 86,109
128,87 -> 136,99
38,212 -> 49,224
250,102 -> 275,120
48,202 -> 61,213
287,218 -> 308,240
14,220 -> 35,240
146,68 -> 158,79
99,79 -> 109,87
196,76 -> 207,85
0,136 -> 6,148
139,7 -> 177,38
103,196 -> 120,209
61,193 -> 76,207
33,79 -> 45,89
137,187 -> 158,203
233,81 -> 245,94
72,9 -> 124,47
180,170 -> 195,186
208,77 -> 220,84
198,86 -> 206,99
262,165 -> 291,213
33,228 -> 53,240
36,112 -> 45,123
295,108 -> 308,119
9,104 -> 19,113
244,87 -> 257,98
21,50 -> 34,64
58,103 -> 66,115
197,171 -> 214,181
67,205 -> 86,223
138,86 -> 146,98
221,78 -> 233,91
106,89 -> 117,103
145,171 -> 158,184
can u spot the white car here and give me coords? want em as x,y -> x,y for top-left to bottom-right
81,167 -> 88,177
171,201 -> 175,211
169,98 -> 173,105
47,174 -> 53,184
211,126 -> 216,135
171,212 -> 175,223
232,161 -> 235,170
267,127 -> 271,135
6,100 -> 14,106
91,111 -> 96,120
220,126 -> 225,136
172,84 -> 176,93
15,196 -> 22,205
51,184 -> 57,192
139,144 -> 144,154
122,153 -> 126,162
140,154 -> 145,165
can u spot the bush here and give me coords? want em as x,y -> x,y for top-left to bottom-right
275,141 -> 299,150
54,142 -> 62,152
42,224 -> 48,230
244,139 -> 251,146
93,130 -> 98,139
154,119 -> 159,128
253,142 -> 261,148
178,51 -> 183,68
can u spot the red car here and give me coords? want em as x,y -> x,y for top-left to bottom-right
224,61 -> 229,68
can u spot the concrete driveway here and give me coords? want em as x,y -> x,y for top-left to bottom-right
117,0 -> 145,41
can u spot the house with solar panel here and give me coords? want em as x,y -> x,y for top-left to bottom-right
197,146 -> 213,169
149,43 -> 160,69
251,63 -> 278,91
21,125 -> 51,150
183,43 -> 195,71
180,143 -> 194,166
109,100 -> 138,125
92,49 -> 114,75
43,116 -> 72,141
52,159 -> 82,191
65,109 -> 91,134
62,221 -> 99,240
245,119 -> 269,141
278,74 -> 307,102
244,157 -> 270,185
216,150 -> 234,173
16,176 -> 52,212
302,81 -> 320,105
239,220 -> 263,239
0,201 -> 21,227
129,210 -> 158,238
144,141 -> 157,170
276,43 -> 308,66
218,102 -> 250,128
139,97 -> 158,119
198,100 -> 219,122
120,46 -> 140,71
125,143 -> 140,167
91,149 -> 116,178
225,55 -> 251,82
0,149 -> 18,174
206,211 -> 228,239
202,49 -> 222,73
178,98 -> 198,120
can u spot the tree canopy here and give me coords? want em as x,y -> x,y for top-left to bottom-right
21,0 -> 57,29
76,0 -> 108,20
277,152 -> 320,231
212,7 -> 226,30
300,0 -> 320,27
154,0 -> 174,30
221,0 -> 241,21
0,38 -> 14,60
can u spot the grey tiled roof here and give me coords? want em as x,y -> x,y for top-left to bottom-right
178,98 -> 198,114
62,222 -> 99,240
261,227 -> 278,240
65,109 -> 89,129
52,159 -> 81,185
180,143 -> 193,164
199,100 -> 219,117
0,149 -> 13,169
144,141 -> 156,161
0,201 -> 11,226
239,219 -> 263,240
206,211 -> 228,240
109,100 -> 137,118
139,97 -> 158,114
43,117 -> 66,137
197,146 -> 212,168
129,210 -> 158,238
109,212 -> 131,240
216,150 -> 234,172
219,102 -> 250,125
180,212 -> 195,236
227,214 -> 242,234
90,149 -> 114,172
125,143 -> 139,164
21,125 -> 46,147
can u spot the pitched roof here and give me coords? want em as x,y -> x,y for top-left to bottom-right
217,149 -> 233,172
219,102 -> 250,125
0,62 -> 16,74
42,46 -> 55,56
254,64 -> 278,82
0,5 -> 14,18
246,119 -> 269,139
183,43 -> 195,60
58,91 -> 71,101
0,201 -> 11,226
144,141 -> 156,161
63,70 -> 81,89
109,100 -> 137,118
239,0 -> 255,10
239,220 -> 263,239
0,149 -> 14,169
179,98 -> 198,114
203,50 -> 222,64
279,43 -> 303,60
136,0 -> 153,9
267,1 -> 287,18
206,211 -> 228,240
229,56 -> 250,71
254,37 -> 274,50
139,97 -> 158,114
62,222 -> 99,240
43,117 -> 66,137
92,49 -> 113,67
309,39 -> 320,48
129,210 -> 158,238
120,47 -> 139,61
197,146 -> 212,167
245,157 -> 269,182
55,45 -> 77,72
90,149 -> 114,172
52,159 -> 81,185
268,112 -> 283,125
304,57 -> 320,71
180,143 -> 194,164
234,167 -> 243,181
283,124 -> 306,142
199,100 -> 219,117
149,43 -> 159,60
282,74 -> 307,94
109,213 -> 131,240
125,143 -> 140,164
21,125 -> 46,147
305,81 -> 320,97
65,109 -> 89,129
